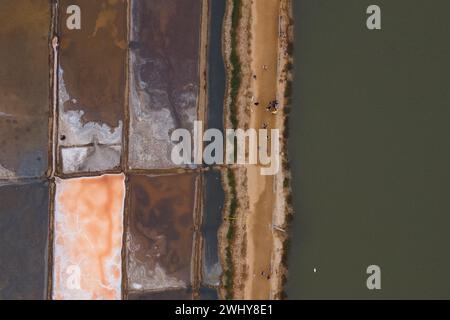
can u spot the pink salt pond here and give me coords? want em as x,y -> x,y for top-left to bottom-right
53,174 -> 125,300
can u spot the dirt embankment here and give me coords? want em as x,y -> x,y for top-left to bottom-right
219,0 -> 294,300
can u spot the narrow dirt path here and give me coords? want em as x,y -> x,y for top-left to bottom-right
244,0 -> 280,300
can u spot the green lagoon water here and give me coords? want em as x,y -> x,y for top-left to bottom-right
287,0 -> 450,299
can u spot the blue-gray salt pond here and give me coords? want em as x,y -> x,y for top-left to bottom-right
201,170 -> 224,287
0,180 -> 49,299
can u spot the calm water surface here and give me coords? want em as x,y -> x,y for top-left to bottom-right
287,0 -> 450,299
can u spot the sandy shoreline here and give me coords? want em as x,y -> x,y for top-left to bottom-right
219,0 -> 294,299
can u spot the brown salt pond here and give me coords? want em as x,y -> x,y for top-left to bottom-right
128,0 -> 202,169
0,180 -> 49,299
126,173 -> 199,295
0,0 -> 50,179
57,0 -> 127,174
53,174 -> 125,300
128,288 -> 193,300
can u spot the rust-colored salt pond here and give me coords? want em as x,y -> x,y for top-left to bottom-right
0,0 -> 50,179
128,0 -> 202,169
57,0 -> 127,174
0,180 -> 49,299
53,174 -> 125,300
126,173 -> 199,299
